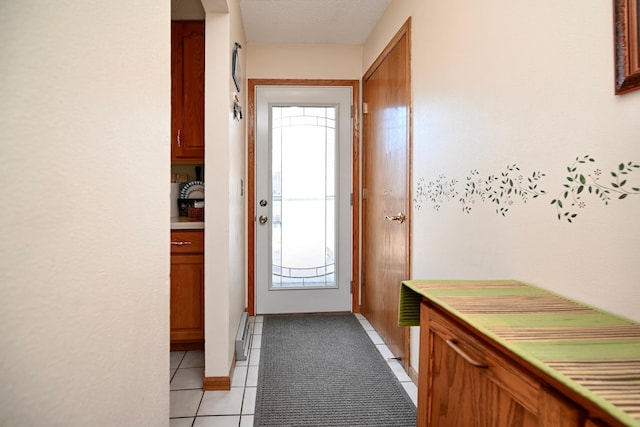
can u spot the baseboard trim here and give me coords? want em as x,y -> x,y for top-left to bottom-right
202,376 -> 230,390
170,341 -> 204,351
202,353 -> 237,391
409,365 -> 418,384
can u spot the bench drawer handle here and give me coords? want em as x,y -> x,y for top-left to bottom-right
446,339 -> 488,368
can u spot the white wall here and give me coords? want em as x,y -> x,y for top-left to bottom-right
203,0 -> 247,377
227,0 -> 248,370
364,0 -> 640,373
0,1 -> 170,425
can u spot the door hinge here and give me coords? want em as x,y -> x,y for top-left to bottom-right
350,192 -> 353,206
350,105 -> 354,118
350,280 -> 353,293
362,188 -> 367,200
362,102 -> 368,114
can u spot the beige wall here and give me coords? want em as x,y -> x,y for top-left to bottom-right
247,44 -> 363,80
0,1 -> 170,425
203,0 -> 247,377
365,0 -> 640,371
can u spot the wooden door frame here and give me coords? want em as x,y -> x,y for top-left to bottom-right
247,79 -> 360,315
361,18 -> 413,372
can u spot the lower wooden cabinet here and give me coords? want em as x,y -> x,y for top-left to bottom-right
418,301 -> 585,427
170,230 -> 204,350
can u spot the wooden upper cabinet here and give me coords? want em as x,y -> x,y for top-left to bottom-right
171,21 -> 205,163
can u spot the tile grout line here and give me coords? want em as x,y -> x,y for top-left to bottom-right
185,321 -> 259,424
190,384 -> 205,426
236,323 -> 253,421
170,351 -> 186,384
356,314 -> 418,405
240,321 -> 260,420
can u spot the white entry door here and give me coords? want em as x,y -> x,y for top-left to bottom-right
255,86 -> 352,314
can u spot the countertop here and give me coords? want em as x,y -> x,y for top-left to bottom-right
171,216 -> 204,230
400,279 -> 640,426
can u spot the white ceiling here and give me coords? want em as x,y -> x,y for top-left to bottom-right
172,0 -> 390,45
239,0 -> 391,45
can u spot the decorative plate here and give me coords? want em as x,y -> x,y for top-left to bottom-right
180,181 -> 205,199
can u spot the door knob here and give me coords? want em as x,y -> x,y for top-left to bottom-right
258,215 -> 269,224
385,213 -> 406,224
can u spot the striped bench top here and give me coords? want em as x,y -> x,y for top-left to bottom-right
399,280 -> 640,427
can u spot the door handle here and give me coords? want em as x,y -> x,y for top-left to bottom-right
258,215 -> 268,224
385,213 -> 406,224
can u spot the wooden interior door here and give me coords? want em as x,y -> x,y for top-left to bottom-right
362,20 -> 411,363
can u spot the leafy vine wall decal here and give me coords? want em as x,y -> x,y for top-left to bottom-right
414,175 -> 458,211
413,155 -> 639,222
414,165 -> 546,215
459,165 -> 546,216
550,155 -> 640,223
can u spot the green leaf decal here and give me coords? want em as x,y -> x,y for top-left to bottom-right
552,156 -> 640,223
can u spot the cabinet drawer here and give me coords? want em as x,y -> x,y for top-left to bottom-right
170,230 -> 204,254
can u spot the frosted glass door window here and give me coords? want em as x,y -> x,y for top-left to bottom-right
271,106 -> 336,288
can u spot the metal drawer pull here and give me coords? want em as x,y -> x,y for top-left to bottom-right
171,241 -> 192,246
446,339 -> 488,368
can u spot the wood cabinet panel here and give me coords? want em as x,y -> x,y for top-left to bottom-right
428,327 -> 487,426
584,418 -> 609,427
419,301 -> 585,427
170,230 -> 204,349
171,21 -> 204,163
170,255 -> 204,342
539,387 -> 584,427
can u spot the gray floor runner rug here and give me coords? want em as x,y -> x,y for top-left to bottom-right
254,313 -> 416,426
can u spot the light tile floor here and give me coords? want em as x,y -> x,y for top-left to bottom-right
169,313 -> 417,427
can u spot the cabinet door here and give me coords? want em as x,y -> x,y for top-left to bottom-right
428,324 -> 489,426
170,253 -> 204,343
420,304 -> 585,427
171,21 -> 205,162
428,327 -> 539,426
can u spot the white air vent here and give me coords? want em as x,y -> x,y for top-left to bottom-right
235,312 -> 251,361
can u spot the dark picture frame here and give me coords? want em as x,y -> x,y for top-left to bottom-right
614,0 -> 640,94
232,42 -> 242,93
